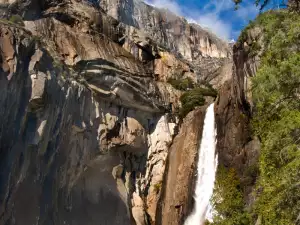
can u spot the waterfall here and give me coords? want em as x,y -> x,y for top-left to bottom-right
184,103 -> 218,225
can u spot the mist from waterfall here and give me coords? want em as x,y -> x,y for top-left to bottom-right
184,103 -> 218,225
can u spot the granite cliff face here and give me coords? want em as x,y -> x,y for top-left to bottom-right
156,16 -> 262,225
0,22 -> 173,225
0,1 -> 178,224
156,108 -> 206,225
0,0 -> 256,225
98,0 -> 231,85
215,27 -> 262,204
99,0 -> 230,60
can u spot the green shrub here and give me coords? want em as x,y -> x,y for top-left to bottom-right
210,166 -> 252,225
195,87 -> 218,98
245,163 -> 259,180
179,88 -> 205,119
249,41 -> 262,57
153,182 -> 162,194
207,10 -> 300,225
168,77 -> 195,91
243,10 -> 300,225
168,78 -> 218,119
9,15 -> 24,26
204,220 -> 212,225
178,86 -> 217,119
237,20 -> 255,44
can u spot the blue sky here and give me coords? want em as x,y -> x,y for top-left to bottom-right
144,0 -> 261,41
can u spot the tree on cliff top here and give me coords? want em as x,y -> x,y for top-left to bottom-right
233,0 -> 299,11
233,0 -> 273,10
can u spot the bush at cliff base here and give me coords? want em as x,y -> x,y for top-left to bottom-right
251,11 -> 300,225
210,10 -> 300,225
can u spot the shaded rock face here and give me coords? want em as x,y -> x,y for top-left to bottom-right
156,108 -> 206,225
215,29 -> 262,171
215,29 -> 262,202
0,8 -> 176,225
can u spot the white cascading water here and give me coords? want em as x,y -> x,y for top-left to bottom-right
184,103 -> 218,225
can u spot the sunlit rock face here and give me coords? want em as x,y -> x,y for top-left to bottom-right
0,0 -> 240,225
157,108 -> 206,225
99,0 -> 230,61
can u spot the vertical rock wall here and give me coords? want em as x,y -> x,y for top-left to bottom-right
215,29 -> 262,202
0,19 -> 176,225
156,108 -> 206,225
0,0 -> 238,225
99,0 -> 230,61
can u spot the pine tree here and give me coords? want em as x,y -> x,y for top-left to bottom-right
288,0 -> 300,11
233,0 -> 272,10
233,0 -> 300,11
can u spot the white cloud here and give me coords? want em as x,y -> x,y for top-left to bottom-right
191,13 -> 232,40
143,0 -> 259,40
144,0 -> 183,16
235,2 -> 259,22
186,0 -> 235,40
144,0 -> 232,40
202,0 -> 234,13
